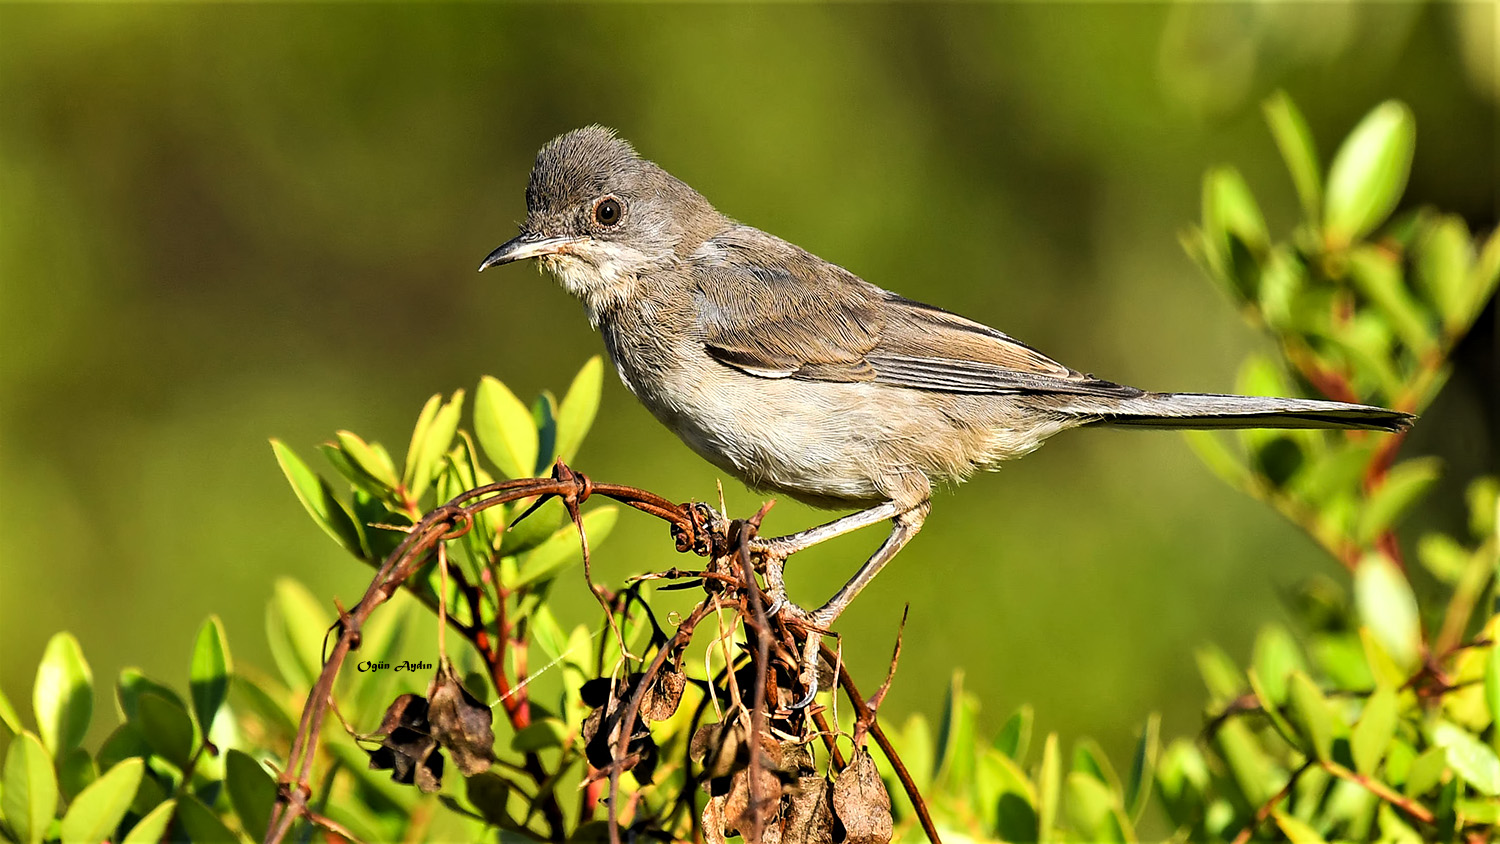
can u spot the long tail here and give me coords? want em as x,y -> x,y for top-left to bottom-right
1072,392 -> 1413,432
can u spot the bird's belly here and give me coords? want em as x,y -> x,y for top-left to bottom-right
605,332 -> 1075,509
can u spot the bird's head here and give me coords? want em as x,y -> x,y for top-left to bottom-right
480,126 -> 722,319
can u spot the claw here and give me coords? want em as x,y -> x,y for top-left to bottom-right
786,627 -> 825,711
789,673 -> 819,710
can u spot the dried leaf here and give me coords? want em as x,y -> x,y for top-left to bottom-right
427,663 -> 496,776
781,776 -> 835,844
722,761 -> 786,842
641,666 -> 687,722
702,795 -> 730,844
365,694 -> 444,793
692,720 -> 748,780
579,677 -> 656,784
832,748 -> 893,844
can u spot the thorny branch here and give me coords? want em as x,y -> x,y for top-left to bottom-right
264,463 -> 939,844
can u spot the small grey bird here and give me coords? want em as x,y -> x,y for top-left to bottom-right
481,126 -> 1410,695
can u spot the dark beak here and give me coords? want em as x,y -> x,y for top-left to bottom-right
478,232 -> 578,271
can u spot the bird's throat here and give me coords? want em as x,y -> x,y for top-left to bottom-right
541,254 -> 635,329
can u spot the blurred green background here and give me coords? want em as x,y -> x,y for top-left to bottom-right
2,4 -> 1495,767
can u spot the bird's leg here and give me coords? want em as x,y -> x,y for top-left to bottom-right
751,500 -> 903,558
811,500 -> 928,627
761,555 -> 790,615
749,500 -> 901,616
784,500 -> 930,708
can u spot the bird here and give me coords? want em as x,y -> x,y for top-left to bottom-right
480,125 -> 1411,701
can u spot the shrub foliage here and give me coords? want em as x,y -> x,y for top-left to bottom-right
1,94 -> 1496,844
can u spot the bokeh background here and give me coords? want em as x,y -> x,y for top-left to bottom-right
3,3 -> 1495,772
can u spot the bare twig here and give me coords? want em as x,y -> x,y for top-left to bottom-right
1321,759 -> 1436,825
824,642 -> 942,844
1230,760 -> 1311,844
269,465 -> 932,844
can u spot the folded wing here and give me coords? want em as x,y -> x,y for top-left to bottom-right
691,228 -> 1138,398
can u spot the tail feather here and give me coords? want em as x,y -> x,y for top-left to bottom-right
1076,392 -> 1413,433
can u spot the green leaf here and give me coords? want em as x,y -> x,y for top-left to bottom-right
511,719 -> 567,752
1274,809 -> 1332,844
1155,740 -> 1210,824
1432,721 -> 1500,796
33,633 -> 92,757
1202,166 -> 1269,297
1463,228 -> 1500,333
1354,553 -> 1423,672
1263,91 -> 1322,220
2,733 -> 57,844
1359,628 -> 1407,692
1036,732 -> 1060,844
994,759 -> 1039,842
1404,745 -> 1448,797
1247,668 -> 1301,749
994,704 -> 1033,763
531,391 -> 559,474
1415,216 -> 1474,331
56,747 -> 96,802
402,393 -> 443,490
1487,642 -> 1500,741
137,693 -> 194,768
935,671 -> 978,790
1324,100 -> 1416,247
1288,442 -> 1378,506
94,724 -> 149,773
474,375 -> 538,479
189,616 -> 232,736
229,674 -> 297,742
1358,457 -> 1442,544
1071,738 -> 1119,792
174,793 -> 237,842
317,444 -> 386,502
1064,771 -> 1128,843
1257,247 -> 1308,331
1252,624 -> 1307,706
115,668 -> 183,723
555,356 -> 604,465
0,686 -> 21,740
1347,246 -> 1437,356
1418,533 -> 1472,584
974,749 -> 1035,839
1195,644 -> 1246,705
513,506 -> 619,589
270,439 -> 366,556
1467,475 -> 1498,539
1184,430 -> 1251,491
895,714 -> 933,792
1289,671 -> 1336,760
120,799 -> 176,844
225,750 -> 276,843
465,771 -> 515,829
1351,686 -> 1399,776
335,429 -> 399,490
266,577 -> 331,690
407,389 -> 465,502
59,757 -> 142,844
1124,713 -> 1159,821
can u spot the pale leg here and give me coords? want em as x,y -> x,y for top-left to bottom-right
774,500 -> 929,708
756,501 -> 902,615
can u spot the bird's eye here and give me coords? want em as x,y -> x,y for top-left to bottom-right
594,197 -> 622,227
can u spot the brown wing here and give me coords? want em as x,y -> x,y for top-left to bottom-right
866,294 -> 1143,397
693,228 -> 882,382
691,228 -> 1140,398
